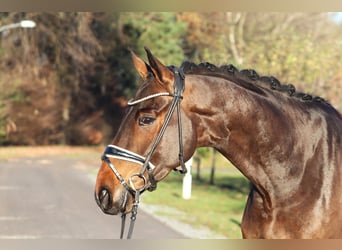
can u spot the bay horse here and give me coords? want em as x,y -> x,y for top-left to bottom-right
95,47 -> 342,239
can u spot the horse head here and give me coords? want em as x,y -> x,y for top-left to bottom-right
95,48 -> 196,215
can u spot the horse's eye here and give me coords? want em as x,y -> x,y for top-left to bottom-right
138,116 -> 156,126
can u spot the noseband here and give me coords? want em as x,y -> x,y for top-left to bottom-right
101,66 -> 187,239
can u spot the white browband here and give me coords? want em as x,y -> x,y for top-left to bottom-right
127,92 -> 172,106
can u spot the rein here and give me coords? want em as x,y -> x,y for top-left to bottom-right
101,66 -> 187,239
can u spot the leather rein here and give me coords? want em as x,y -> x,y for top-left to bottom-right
101,66 -> 187,239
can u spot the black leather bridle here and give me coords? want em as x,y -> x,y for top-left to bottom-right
101,66 -> 187,239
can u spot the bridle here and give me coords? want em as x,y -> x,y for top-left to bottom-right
101,66 -> 187,239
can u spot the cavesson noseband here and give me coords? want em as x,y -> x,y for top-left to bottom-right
101,66 -> 187,239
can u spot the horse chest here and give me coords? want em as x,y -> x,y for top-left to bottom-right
241,187 -> 342,238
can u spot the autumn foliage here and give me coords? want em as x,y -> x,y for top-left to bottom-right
1,12 -> 341,145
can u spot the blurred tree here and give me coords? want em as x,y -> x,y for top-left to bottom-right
178,12 -> 342,108
209,148 -> 217,185
119,12 -> 187,67
0,12 -> 130,145
0,12 -> 342,146
193,147 -> 210,180
241,12 -> 342,99
177,12 -> 232,64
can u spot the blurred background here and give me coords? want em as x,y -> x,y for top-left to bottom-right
0,12 -> 342,238
1,12 -> 342,146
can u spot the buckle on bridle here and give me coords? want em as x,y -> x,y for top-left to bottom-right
128,173 -> 147,193
101,145 -> 157,194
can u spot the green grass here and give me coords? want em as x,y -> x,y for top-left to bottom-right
141,169 -> 250,239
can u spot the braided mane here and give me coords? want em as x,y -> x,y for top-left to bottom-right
180,61 -> 329,105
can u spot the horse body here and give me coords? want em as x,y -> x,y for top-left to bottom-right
95,48 -> 342,238
182,71 -> 342,238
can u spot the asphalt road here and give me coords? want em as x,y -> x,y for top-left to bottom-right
0,156 -> 185,239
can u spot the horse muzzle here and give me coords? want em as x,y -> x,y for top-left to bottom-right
95,187 -> 132,215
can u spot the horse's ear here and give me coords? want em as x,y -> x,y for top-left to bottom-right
130,49 -> 152,81
144,47 -> 174,85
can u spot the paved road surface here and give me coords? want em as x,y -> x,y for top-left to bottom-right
0,156 -> 185,239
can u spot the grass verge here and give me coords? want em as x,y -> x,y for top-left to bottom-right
141,169 -> 250,239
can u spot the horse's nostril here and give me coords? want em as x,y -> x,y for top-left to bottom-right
98,188 -> 112,211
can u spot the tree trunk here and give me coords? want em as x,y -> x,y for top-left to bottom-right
195,156 -> 201,181
209,148 -> 217,185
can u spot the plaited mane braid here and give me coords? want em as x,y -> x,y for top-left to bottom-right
181,61 -> 329,105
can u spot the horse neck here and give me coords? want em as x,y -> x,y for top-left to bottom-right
184,74 -> 307,206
